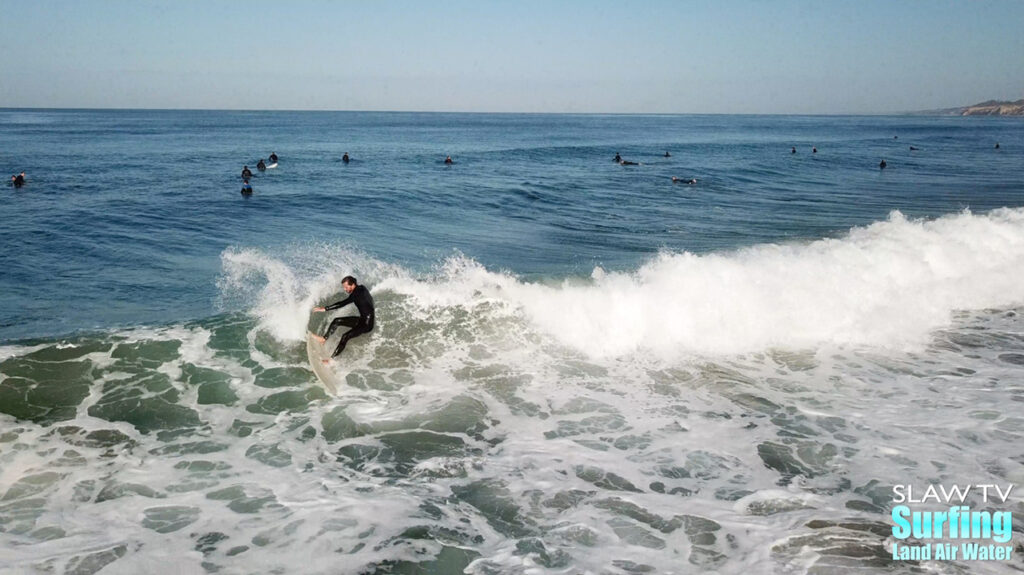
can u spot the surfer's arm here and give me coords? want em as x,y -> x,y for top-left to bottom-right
324,296 -> 353,312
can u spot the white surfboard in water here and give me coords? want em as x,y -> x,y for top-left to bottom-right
306,332 -> 340,394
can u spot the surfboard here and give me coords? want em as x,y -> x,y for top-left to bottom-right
306,332 -> 340,394
267,162 -> 278,169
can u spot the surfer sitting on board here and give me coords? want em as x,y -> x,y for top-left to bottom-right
311,276 -> 374,363
269,152 -> 278,163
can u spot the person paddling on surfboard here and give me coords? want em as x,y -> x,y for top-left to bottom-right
311,276 -> 374,363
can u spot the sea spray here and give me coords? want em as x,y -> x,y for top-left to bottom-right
218,243 -> 410,342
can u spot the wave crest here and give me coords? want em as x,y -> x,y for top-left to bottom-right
219,209 -> 1024,358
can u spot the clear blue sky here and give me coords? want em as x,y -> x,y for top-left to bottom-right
1,0 -> 1022,114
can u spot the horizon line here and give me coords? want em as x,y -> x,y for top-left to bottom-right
0,105 -> 924,117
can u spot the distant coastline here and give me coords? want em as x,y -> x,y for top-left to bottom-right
917,99 -> 1024,117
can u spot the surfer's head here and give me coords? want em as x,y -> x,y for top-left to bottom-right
342,276 -> 358,293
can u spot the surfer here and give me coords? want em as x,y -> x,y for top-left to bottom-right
269,152 -> 278,163
909,146 -> 919,151
257,159 -> 266,171
241,166 -> 253,179
812,147 -> 818,154
791,147 -> 797,154
241,179 -> 252,195
995,143 -> 1000,149
444,155 -> 453,165
311,276 -> 374,361
11,172 -> 25,187
664,151 -> 671,157
672,176 -> 697,185
879,159 -> 887,170
614,153 -> 622,163
342,153 -> 350,163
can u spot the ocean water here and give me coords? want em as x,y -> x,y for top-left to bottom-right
1,110 -> 1023,574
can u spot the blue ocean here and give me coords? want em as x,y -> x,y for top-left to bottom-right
1,110 -> 1023,574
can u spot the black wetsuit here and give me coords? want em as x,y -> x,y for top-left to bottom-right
12,175 -> 25,187
269,154 -> 278,163
322,285 -> 375,357
242,168 -> 253,178
257,160 -> 266,171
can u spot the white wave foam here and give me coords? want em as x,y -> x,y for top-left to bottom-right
517,208 -> 1024,357
220,209 -> 1024,358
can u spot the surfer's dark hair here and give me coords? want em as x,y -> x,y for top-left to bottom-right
342,276 -> 358,286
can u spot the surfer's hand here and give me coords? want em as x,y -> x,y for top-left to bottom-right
313,306 -> 326,312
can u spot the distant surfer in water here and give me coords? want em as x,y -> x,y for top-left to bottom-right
909,146 -> 919,151
311,276 -> 375,362
342,153 -> 350,163
614,153 -> 622,163
791,147 -> 797,154
11,172 -> 25,187
241,166 -> 253,179
995,143 -> 1000,149
269,152 -> 278,163
257,159 -> 266,171
672,176 -> 697,185
664,151 -> 671,157
241,179 -> 252,195
444,156 -> 453,164
879,159 -> 887,170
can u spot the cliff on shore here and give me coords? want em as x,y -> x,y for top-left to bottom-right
928,99 -> 1024,116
